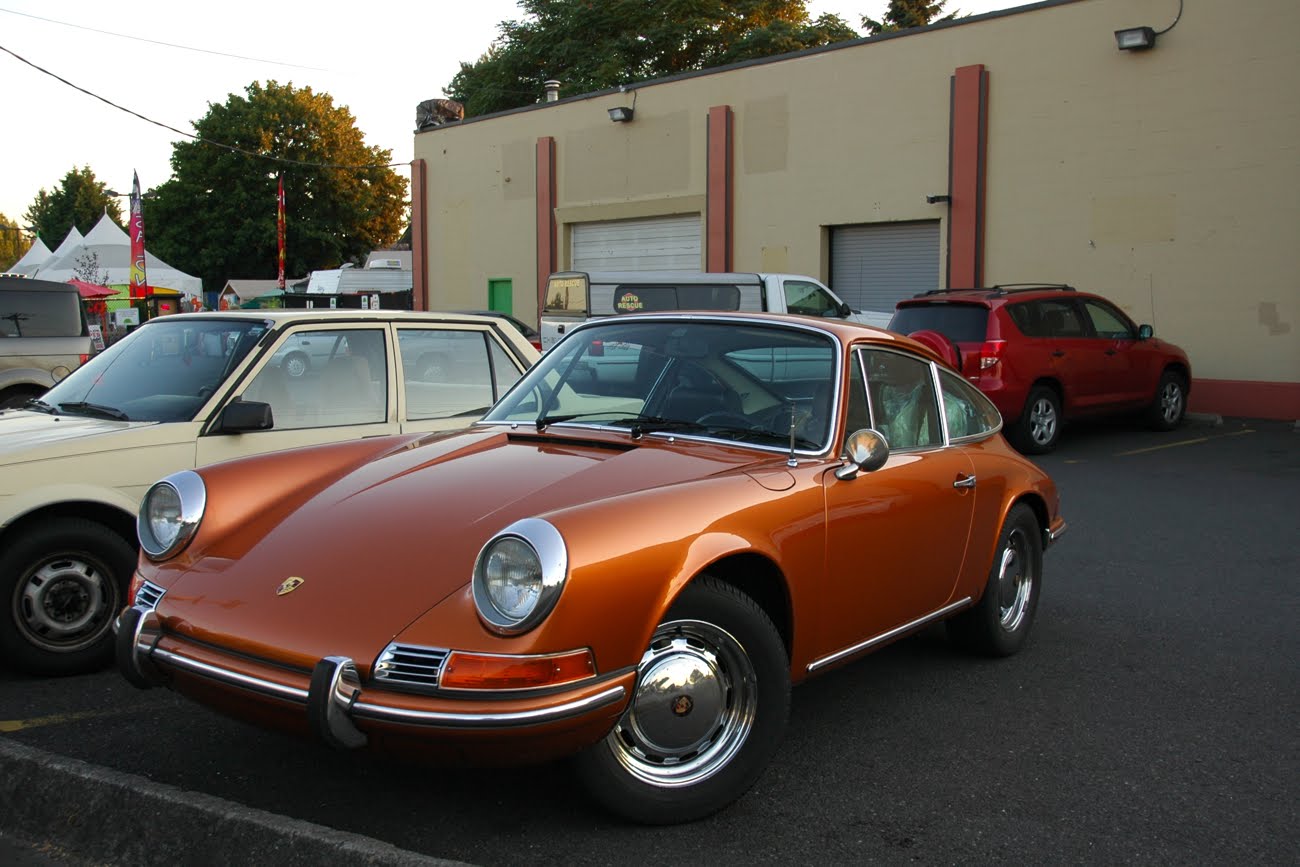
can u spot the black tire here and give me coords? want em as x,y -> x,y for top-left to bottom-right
1146,369 -> 1188,431
573,575 -> 790,825
947,503 -> 1042,657
1012,386 -> 1062,454
0,518 -> 136,676
0,387 -> 44,410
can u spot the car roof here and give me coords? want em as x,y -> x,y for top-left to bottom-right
899,284 -> 1083,306
137,309 -> 506,327
567,310 -> 948,363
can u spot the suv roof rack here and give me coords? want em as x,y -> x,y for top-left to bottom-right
913,283 -> 1075,298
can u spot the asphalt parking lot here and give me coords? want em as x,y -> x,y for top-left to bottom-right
2,416 -> 1296,865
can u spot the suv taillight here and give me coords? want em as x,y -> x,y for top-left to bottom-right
977,340 -> 1006,371
79,354 -> 90,366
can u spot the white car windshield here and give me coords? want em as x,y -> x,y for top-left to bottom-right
37,318 -> 268,422
484,319 -> 839,452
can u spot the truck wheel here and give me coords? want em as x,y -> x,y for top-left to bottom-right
0,518 -> 136,676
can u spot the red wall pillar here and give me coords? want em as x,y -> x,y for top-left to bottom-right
706,106 -> 734,273
947,65 -> 989,288
535,137 -> 557,320
409,158 -> 428,310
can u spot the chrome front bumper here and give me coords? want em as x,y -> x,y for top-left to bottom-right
115,606 -> 627,749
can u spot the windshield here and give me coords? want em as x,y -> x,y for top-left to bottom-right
484,319 -> 840,453
39,318 -> 268,422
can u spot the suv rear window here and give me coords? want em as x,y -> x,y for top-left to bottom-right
889,303 -> 988,343
0,286 -> 88,338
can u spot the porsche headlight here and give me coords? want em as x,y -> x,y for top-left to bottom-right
137,470 -> 207,561
472,518 -> 567,635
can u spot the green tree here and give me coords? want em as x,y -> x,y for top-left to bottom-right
0,215 -> 29,272
447,0 -> 859,117
862,0 -> 960,35
23,166 -> 123,243
145,81 -> 408,294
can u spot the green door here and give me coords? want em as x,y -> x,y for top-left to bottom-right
488,279 -> 512,314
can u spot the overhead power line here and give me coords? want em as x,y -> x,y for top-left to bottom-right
0,44 -> 406,172
0,6 -> 331,72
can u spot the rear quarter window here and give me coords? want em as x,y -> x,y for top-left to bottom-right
889,303 -> 988,343
0,288 -> 87,337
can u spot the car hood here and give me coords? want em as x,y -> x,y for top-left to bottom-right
162,427 -> 779,666
0,410 -> 167,465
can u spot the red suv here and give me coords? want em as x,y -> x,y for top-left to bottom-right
888,284 -> 1191,453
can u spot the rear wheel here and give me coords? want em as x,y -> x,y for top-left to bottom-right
574,576 -> 789,824
283,351 -> 310,378
1012,386 -> 1062,454
1146,369 -> 1187,431
0,519 -> 136,676
947,503 -> 1042,657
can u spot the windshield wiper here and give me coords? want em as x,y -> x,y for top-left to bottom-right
57,401 -> 130,421
23,398 -> 57,414
535,411 -> 645,431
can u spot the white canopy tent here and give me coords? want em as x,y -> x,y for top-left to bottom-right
34,213 -> 202,298
5,236 -> 52,275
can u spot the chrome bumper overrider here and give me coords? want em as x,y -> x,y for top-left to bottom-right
115,606 -> 626,749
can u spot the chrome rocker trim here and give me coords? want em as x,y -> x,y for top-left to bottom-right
120,611 -> 626,740
806,597 -> 973,673
1045,520 -> 1068,548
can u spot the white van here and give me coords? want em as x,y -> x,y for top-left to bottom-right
0,275 -> 92,408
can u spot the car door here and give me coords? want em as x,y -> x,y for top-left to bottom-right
1038,297 -> 1112,410
1079,297 -> 1148,407
395,324 -> 527,434
195,324 -> 400,466
817,347 -> 976,659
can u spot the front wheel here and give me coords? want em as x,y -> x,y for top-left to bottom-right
573,576 -> 789,824
947,503 -> 1042,657
0,518 -> 136,676
1146,369 -> 1187,431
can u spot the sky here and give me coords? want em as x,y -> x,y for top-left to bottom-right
0,0 -> 1020,237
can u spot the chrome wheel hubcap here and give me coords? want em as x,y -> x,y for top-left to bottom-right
1029,398 -> 1058,445
607,619 -> 757,787
1161,382 -> 1183,423
285,355 -> 307,378
997,527 -> 1034,632
16,556 -> 114,650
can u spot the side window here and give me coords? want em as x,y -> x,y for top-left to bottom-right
488,339 -> 524,395
1007,301 -> 1049,337
1081,299 -> 1135,339
845,350 -> 872,435
862,349 -> 942,450
400,329 -> 495,420
248,328 -> 387,430
783,280 -> 842,318
1038,299 -> 1087,338
938,368 -> 1001,440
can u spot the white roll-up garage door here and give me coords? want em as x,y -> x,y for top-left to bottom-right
830,221 -> 941,316
571,215 -> 702,271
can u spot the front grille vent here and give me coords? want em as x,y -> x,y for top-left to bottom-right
135,581 -> 166,611
373,643 -> 449,690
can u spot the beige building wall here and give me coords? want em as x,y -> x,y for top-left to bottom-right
415,0 -> 1299,415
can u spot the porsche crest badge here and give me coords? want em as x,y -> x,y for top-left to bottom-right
276,577 -> 305,596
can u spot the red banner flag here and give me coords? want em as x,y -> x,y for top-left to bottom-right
129,171 -> 149,300
277,174 -> 286,291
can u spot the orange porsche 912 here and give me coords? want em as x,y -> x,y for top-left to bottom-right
117,312 -> 1066,824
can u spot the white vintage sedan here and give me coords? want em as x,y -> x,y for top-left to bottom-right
0,309 -> 538,676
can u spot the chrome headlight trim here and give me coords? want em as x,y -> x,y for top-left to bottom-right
472,518 -> 568,636
137,470 -> 207,561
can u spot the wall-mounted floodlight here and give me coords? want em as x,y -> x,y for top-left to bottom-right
607,106 -> 634,123
1114,26 -> 1157,51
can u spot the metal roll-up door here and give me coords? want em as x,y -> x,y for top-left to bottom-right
571,215 -> 702,271
830,221 -> 941,316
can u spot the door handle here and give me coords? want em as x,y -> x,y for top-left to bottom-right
1105,349 -> 1118,356
1051,350 -> 1066,358
954,474 -> 977,489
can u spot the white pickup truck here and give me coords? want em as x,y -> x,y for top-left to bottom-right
541,270 -> 889,350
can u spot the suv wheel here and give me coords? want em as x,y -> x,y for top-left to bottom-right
1013,386 -> 1062,454
1146,369 -> 1187,431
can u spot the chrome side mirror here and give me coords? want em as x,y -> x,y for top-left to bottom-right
835,428 -> 890,480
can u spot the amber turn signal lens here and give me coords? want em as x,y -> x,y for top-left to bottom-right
440,648 -> 595,690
